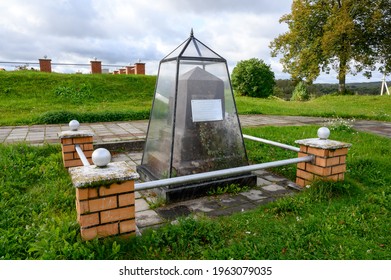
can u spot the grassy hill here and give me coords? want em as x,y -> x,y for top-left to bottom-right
0,71 -> 390,125
0,71 -> 156,125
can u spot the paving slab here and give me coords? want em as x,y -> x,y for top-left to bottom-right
135,210 -> 164,229
240,189 -> 267,201
262,184 -> 288,192
1,115 -> 390,145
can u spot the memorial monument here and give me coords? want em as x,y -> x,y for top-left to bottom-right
137,30 -> 256,202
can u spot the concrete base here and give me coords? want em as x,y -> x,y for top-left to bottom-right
94,140 -> 145,152
137,165 -> 257,203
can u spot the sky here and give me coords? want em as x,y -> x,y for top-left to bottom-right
0,0 -> 387,83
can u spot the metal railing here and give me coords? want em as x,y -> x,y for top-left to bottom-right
74,131 -> 310,192
134,155 -> 312,191
75,144 -> 91,166
243,134 -> 300,152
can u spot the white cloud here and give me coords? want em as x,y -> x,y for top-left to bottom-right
0,0 -> 386,83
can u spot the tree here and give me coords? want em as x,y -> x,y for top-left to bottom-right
270,0 -> 391,93
231,58 -> 276,98
291,81 -> 310,101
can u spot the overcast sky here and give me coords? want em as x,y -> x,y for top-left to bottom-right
0,0 -> 387,83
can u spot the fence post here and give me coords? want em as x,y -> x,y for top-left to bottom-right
58,120 -> 94,168
135,62 -> 145,75
90,59 -> 102,74
39,57 -> 52,72
126,66 -> 135,74
68,158 -> 139,240
295,127 -> 352,187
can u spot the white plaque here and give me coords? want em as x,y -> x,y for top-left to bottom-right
191,99 -> 223,122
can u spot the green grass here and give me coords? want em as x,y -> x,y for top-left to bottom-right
0,71 -> 155,125
236,95 -> 391,121
1,71 -> 390,125
1,125 -> 390,259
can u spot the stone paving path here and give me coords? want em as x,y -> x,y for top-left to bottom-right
1,115 -> 390,145
1,115 -> 390,232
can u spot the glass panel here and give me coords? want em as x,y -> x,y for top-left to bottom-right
163,38 -> 188,60
140,60 -> 177,179
181,38 -> 223,59
140,33 -> 248,183
164,37 -> 223,61
171,61 -> 247,177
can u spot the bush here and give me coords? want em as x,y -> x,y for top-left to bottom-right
35,110 -> 150,124
291,81 -> 310,101
231,58 -> 276,98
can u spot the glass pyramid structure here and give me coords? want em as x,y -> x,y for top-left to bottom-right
137,31 -> 253,200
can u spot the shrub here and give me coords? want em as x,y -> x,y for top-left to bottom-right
231,58 -> 276,98
291,81 -> 310,101
36,110 -> 150,124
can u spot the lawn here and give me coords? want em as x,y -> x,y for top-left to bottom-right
0,71 -> 390,125
1,125 -> 390,259
236,95 -> 391,121
0,71 -> 155,125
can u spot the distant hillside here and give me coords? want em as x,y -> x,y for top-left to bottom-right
275,79 -> 384,99
315,81 -> 382,95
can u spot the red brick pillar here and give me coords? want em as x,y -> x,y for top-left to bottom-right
119,68 -> 126,74
295,128 -> 351,187
90,60 -> 102,74
134,62 -> 145,75
39,58 -> 52,72
68,161 -> 139,240
58,121 -> 95,168
126,66 -> 135,74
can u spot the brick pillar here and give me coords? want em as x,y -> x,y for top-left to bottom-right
295,130 -> 351,187
58,129 -> 95,168
119,68 -> 126,74
39,58 -> 52,73
134,63 -> 145,75
90,60 -> 102,74
113,70 -> 119,75
68,162 -> 139,240
126,66 -> 135,74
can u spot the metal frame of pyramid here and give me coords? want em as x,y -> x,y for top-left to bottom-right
137,30 -> 255,202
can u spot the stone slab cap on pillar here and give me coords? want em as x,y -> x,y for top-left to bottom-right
58,130 -> 95,139
68,161 -> 139,188
295,138 -> 352,150
68,161 -> 140,188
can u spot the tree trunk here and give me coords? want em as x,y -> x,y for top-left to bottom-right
338,73 -> 346,93
338,57 -> 347,93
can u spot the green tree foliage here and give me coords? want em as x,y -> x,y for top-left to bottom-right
270,0 -> 391,93
231,58 -> 276,98
291,81 -> 310,101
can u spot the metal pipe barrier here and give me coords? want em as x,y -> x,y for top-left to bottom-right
75,144 -> 91,166
134,155 -> 313,191
70,125 -> 309,191
243,134 -> 300,152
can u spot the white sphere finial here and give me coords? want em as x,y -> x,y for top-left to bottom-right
317,127 -> 330,140
92,148 -> 111,167
69,120 -> 80,131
